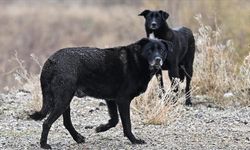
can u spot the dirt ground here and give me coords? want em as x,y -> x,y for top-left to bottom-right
0,90 -> 249,150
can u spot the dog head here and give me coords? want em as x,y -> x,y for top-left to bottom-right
137,38 -> 173,70
139,10 -> 169,31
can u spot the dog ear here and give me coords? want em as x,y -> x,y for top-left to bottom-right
138,10 -> 150,17
133,38 -> 149,52
137,38 -> 150,47
160,40 -> 173,52
159,10 -> 169,20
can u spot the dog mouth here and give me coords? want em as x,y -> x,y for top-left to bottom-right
153,65 -> 161,69
150,23 -> 159,30
149,64 -> 161,71
150,26 -> 158,30
149,63 -> 162,70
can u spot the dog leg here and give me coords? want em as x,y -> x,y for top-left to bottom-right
63,107 -> 85,143
117,100 -> 146,144
168,67 -> 181,103
40,77 -> 76,149
168,69 -> 180,93
96,100 -> 119,132
185,77 -> 192,106
40,104 -> 69,149
184,64 -> 193,106
179,67 -> 185,83
156,70 -> 165,98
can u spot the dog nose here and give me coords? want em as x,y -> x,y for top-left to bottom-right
155,57 -> 162,65
151,22 -> 157,27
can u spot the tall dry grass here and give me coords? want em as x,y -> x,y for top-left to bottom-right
13,52 -> 42,111
193,15 -> 250,106
0,4 -> 144,91
132,77 -> 187,125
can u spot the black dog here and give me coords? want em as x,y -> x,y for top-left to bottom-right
30,38 -> 172,149
139,10 -> 195,105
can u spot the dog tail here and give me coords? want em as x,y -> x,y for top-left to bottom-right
30,61 -> 54,121
30,93 -> 52,120
30,85 -> 53,120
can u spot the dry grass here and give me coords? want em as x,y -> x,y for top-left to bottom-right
132,77 -> 186,125
193,15 -> 250,106
13,52 -> 42,111
234,52 -> 250,105
0,4 -> 144,91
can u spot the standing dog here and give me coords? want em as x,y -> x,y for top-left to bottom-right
139,10 -> 195,105
30,38 -> 172,149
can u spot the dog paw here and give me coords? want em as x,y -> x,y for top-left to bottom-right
132,139 -> 146,144
185,101 -> 192,106
95,124 -> 107,133
75,134 -> 85,143
41,143 -> 52,149
185,98 -> 192,106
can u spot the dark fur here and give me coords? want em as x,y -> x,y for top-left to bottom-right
139,10 -> 195,105
30,38 -> 172,149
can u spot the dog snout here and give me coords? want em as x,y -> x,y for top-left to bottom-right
151,22 -> 157,26
151,22 -> 157,29
155,57 -> 163,66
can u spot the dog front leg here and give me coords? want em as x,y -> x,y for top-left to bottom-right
168,63 -> 180,93
156,70 -> 165,96
96,100 -> 119,132
117,100 -> 146,144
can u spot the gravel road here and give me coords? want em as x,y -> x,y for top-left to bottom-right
0,90 -> 249,150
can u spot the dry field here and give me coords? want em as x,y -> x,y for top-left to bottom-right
0,1 -> 250,149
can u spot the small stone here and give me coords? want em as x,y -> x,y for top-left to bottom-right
223,92 -> 234,98
243,121 -> 248,125
89,107 -> 100,113
205,119 -> 215,123
89,109 -> 94,113
99,102 -> 106,106
85,125 -> 94,129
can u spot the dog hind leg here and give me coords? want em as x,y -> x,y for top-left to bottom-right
40,77 -> 76,149
63,107 -> 85,143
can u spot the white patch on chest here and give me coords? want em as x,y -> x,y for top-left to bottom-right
149,33 -> 156,39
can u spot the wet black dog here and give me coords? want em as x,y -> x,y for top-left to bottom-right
30,38 -> 172,149
139,10 -> 195,105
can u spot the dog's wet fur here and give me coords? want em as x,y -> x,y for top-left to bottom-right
139,9 -> 196,105
30,38 -> 172,149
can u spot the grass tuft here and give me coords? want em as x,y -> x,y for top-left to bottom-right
13,52 -> 42,111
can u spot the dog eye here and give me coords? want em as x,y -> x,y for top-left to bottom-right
147,49 -> 153,54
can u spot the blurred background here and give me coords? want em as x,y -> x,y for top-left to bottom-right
0,0 -> 249,92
